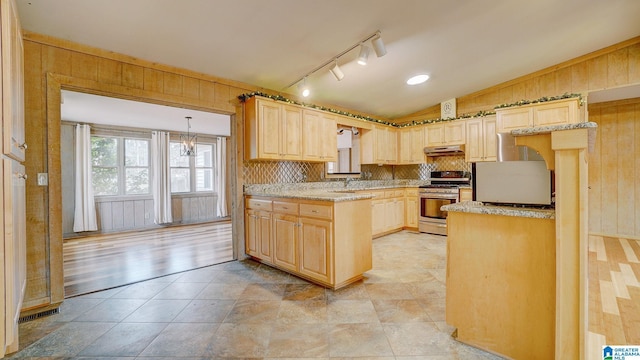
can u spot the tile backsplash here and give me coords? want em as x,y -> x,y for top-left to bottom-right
242,155 -> 471,185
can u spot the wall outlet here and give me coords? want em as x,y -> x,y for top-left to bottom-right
37,173 -> 48,186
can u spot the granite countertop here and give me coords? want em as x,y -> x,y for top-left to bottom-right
511,121 -> 597,136
244,180 -> 429,202
441,201 -> 555,219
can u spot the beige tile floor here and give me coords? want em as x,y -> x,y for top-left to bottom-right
7,230 -> 502,359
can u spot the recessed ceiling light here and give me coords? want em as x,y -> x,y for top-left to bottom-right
407,74 -> 430,85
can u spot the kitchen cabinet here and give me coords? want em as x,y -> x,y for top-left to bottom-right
361,125 -> 397,164
1,0 -> 25,355
496,97 -> 582,133
1,0 -> 24,163
459,188 -> 473,202
405,188 -> 419,229
245,198 -> 273,262
364,189 -> 405,237
424,120 -> 466,147
398,126 -> 425,164
302,109 -> 337,162
465,115 -> 497,162
244,196 -> 372,289
244,96 -> 303,161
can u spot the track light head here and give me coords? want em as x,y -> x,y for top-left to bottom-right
352,126 -> 359,136
329,60 -> 344,81
357,45 -> 370,65
371,33 -> 387,57
298,78 -> 310,97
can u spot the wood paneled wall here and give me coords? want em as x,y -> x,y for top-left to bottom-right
588,98 -> 640,238
396,37 -> 640,124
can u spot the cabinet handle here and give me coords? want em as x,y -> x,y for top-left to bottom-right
282,206 -> 289,210
18,173 -> 28,180
311,210 -> 318,213
18,142 -> 28,150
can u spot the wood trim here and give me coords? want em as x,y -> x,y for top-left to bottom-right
588,232 -> 640,242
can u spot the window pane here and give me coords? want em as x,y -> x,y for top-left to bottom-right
170,142 -> 190,167
92,167 -> 118,195
91,137 -> 118,167
196,169 -> 213,192
196,144 -> 213,167
125,168 -> 149,194
171,168 -> 191,193
125,139 -> 149,166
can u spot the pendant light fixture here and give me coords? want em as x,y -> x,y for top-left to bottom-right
180,116 -> 197,156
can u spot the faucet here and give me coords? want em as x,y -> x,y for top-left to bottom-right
344,177 -> 353,187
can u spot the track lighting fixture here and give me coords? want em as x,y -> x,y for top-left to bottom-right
284,30 -> 388,93
371,33 -> 387,57
329,60 -> 344,81
352,126 -> 359,136
298,77 -> 311,97
357,45 -> 370,65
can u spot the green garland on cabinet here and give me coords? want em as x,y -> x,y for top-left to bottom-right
238,92 -> 583,128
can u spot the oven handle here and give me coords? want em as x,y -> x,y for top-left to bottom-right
419,194 -> 458,200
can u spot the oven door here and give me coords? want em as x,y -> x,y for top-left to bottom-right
419,194 -> 457,221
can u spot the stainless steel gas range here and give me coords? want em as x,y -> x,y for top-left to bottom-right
418,171 -> 471,236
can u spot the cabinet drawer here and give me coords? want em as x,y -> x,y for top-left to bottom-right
300,203 -> 332,219
273,201 -> 299,215
406,188 -> 418,196
393,190 -> 405,197
384,190 -> 396,198
246,198 -> 273,211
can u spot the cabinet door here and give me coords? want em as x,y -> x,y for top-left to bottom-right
482,116 -> 497,161
245,209 -> 272,261
533,100 -> 577,127
298,217 -> 332,283
393,198 -> 405,229
302,110 -> 323,160
281,104 -> 303,160
3,159 -> 26,352
405,196 -> 418,228
425,123 -> 444,147
444,121 -> 466,145
257,100 -> 282,159
320,114 -> 337,161
272,213 -> 298,272
371,199 -> 386,236
375,126 -> 397,163
465,119 -> 483,162
1,0 -> 25,162
496,107 -> 533,133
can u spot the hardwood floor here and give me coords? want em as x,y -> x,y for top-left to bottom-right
587,234 -> 640,359
63,221 -> 233,297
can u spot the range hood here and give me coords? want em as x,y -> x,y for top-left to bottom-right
423,144 -> 464,156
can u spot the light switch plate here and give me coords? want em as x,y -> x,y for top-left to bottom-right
37,173 -> 48,186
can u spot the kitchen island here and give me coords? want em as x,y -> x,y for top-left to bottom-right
243,180 -> 427,289
442,201 -> 556,359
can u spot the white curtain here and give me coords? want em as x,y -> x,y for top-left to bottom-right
152,131 -> 173,224
73,124 -> 98,232
216,136 -> 228,217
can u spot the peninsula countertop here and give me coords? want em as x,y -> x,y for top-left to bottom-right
244,180 -> 429,202
442,201 -> 555,219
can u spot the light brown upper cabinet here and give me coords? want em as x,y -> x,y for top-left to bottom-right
424,120 -> 466,147
496,97 -> 582,133
465,115 -> 497,162
244,96 -> 303,161
302,109 -> 337,162
398,126 -> 425,164
361,124 -> 397,164
2,0 -> 25,162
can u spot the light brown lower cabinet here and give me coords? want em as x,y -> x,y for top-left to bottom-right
245,196 -> 372,289
364,189 -> 406,237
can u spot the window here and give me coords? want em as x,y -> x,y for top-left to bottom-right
170,141 -> 216,193
91,135 -> 150,196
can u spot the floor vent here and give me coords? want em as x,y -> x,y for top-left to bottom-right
19,308 -> 60,323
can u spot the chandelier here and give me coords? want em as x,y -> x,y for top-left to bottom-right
180,116 -> 197,156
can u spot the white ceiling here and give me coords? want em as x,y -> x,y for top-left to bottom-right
17,0 -> 640,120
61,90 -> 231,136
